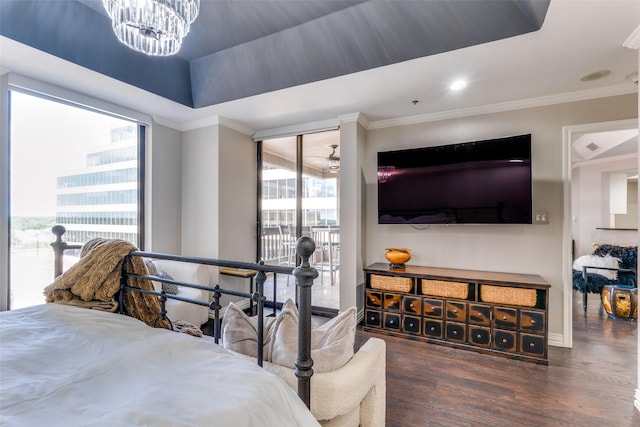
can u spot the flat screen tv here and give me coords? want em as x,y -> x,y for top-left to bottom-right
377,134 -> 532,225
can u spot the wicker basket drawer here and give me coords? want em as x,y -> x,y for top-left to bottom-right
421,279 -> 469,299
480,284 -> 537,307
371,274 -> 413,293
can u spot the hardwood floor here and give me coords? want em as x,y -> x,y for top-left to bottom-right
355,292 -> 639,427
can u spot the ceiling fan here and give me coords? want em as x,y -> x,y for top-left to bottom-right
326,144 -> 340,161
326,145 -> 340,174
308,144 -> 340,173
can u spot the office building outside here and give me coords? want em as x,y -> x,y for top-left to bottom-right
55,125 -> 139,245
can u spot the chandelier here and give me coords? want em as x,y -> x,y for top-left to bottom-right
102,0 -> 200,56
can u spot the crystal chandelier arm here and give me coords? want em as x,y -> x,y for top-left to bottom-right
103,0 -> 200,56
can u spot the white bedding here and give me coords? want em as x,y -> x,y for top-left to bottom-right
0,304 -> 320,427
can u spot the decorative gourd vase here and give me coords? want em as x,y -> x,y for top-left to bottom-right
385,248 -> 411,269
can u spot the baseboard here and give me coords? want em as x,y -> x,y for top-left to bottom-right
548,332 -> 567,348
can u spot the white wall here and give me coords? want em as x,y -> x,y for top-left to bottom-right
147,122 -> 182,254
338,115 -> 367,310
146,94 -> 636,341
180,122 -> 256,301
364,94 -> 637,340
614,180 -> 638,229
217,125 -> 256,262
181,126 -> 220,259
572,155 -> 638,257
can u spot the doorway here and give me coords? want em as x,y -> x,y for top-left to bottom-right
564,118 -> 638,346
258,129 -> 340,310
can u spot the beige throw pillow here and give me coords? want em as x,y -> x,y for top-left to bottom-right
269,299 -> 357,373
221,302 -> 276,360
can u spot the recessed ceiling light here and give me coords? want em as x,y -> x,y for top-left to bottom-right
580,70 -> 610,82
450,80 -> 468,91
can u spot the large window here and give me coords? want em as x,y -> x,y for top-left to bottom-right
8,90 -> 144,309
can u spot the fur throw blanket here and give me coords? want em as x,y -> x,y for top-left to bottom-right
43,238 -> 171,330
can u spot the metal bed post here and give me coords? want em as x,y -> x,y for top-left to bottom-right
212,285 -> 222,344
292,236 -> 318,409
50,225 -> 82,278
255,262 -> 267,367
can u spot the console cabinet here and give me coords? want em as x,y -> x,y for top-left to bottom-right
363,263 -> 551,364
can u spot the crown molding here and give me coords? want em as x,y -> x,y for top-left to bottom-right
217,117 -> 254,136
339,112 -> 370,128
252,118 -> 339,141
572,152 -> 638,169
177,115 -> 254,135
154,83 -> 637,134
623,25 -> 640,50
152,115 -> 182,131
367,83 -> 638,130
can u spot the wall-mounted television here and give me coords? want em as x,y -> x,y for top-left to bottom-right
377,134 -> 532,225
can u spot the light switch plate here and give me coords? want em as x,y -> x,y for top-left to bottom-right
534,210 -> 549,224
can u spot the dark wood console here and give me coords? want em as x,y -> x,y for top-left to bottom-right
363,263 -> 550,364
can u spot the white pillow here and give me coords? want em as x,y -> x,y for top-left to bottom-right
221,302 -> 276,360
269,299 -> 356,373
573,255 -> 621,280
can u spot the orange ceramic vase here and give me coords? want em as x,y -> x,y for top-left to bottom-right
385,248 -> 411,268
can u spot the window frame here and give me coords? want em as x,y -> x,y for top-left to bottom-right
0,75 -> 152,311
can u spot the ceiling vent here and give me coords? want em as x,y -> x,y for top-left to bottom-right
586,142 -> 600,151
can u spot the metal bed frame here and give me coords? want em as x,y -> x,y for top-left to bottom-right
50,225 -> 319,408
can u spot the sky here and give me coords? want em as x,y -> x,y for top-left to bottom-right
10,91 -> 132,217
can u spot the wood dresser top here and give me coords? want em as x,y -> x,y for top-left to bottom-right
364,263 -> 550,288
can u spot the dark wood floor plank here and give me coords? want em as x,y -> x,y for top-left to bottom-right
356,292 -> 639,427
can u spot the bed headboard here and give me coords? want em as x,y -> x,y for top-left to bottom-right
49,225 -> 319,408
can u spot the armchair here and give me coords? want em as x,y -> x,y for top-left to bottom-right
233,337 -> 386,427
148,259 -> 211,327
572,244 -> 637,312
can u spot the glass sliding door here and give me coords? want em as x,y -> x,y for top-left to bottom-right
8,90 -> 144,309
259,130 -> 340,310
